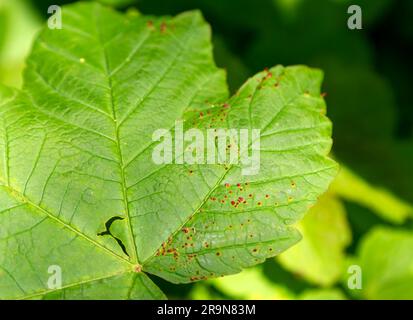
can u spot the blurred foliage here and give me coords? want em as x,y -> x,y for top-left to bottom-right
0,0 -> 41,87
1,0 -> 412,300
277,193 -> 351,287
348,227 -> 413,299
331,166 -> 413,224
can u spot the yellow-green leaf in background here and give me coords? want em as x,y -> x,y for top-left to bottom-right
350,227 -> 413,300
331,166 -> 413,224
277,193 -> 351,286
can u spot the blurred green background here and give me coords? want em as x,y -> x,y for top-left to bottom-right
1,0 -> 412,300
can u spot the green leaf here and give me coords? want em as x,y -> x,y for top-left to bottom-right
298,288 -> 346,300
352,227 -> 413,300
0,0 -> 41,87
277,193 -> 351,286
331,166 -> 413,224
94,0 -> 137,8
209,266 -> 295,300
31,273 -> 166,300
0,2 -> 336,299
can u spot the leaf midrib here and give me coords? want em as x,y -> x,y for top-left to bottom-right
93,5 -> 139,264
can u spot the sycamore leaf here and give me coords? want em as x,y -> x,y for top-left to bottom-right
0,2 -> 336,299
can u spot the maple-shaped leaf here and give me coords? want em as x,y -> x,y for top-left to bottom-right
0,2 -> 336,299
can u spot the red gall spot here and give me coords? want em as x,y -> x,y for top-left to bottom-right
199,112 -> 204,118
160,22 -> 167,33
238,197 -> 244,202
147,20 -> 154,28
237,183 -> 241,188
225,183 -> 230,188
231,200 -> 236,206
223,103 -> 230,109
182,227 -> 190,234
134,265 -> 142,273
